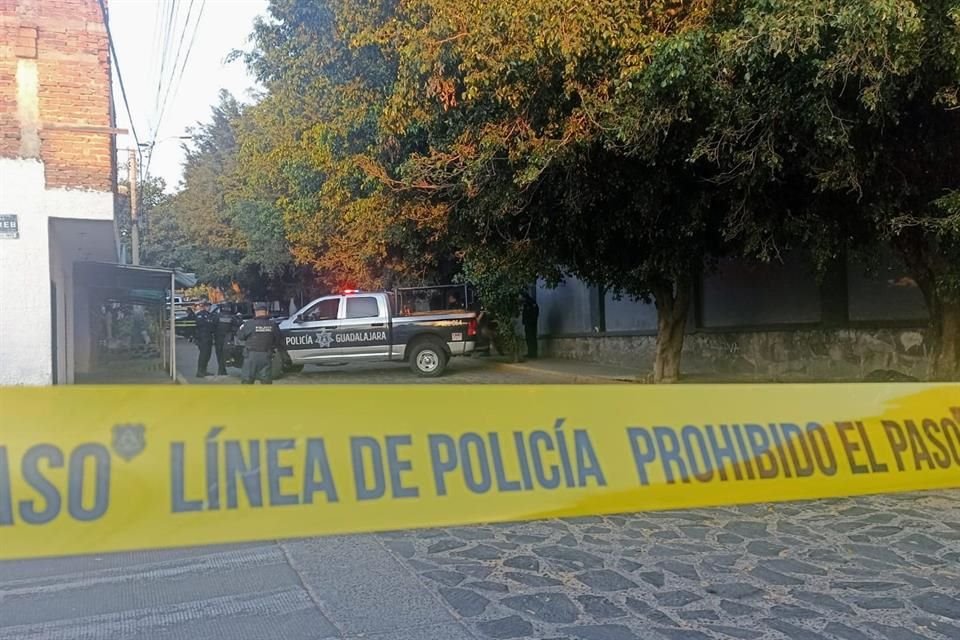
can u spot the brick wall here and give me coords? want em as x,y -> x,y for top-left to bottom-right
0,6 -> 19,157
0,0 -> 113,191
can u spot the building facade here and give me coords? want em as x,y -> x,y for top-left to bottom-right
0,0 -> 118,384
536,251 -> 932,379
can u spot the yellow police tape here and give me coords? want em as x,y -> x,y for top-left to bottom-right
1,384 -> 958,560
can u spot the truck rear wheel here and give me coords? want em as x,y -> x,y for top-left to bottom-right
410,339 -> 448,377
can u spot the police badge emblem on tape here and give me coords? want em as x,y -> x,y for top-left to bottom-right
111,424 -> 146,461
0,384 -> 957,560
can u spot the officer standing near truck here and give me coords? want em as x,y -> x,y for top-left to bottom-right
236,302 -> 283,384
194,298 -> 216,377
213,305 -> 235,375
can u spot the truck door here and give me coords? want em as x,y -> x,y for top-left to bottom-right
335,295 -> 391,359
283,296 -> 342,361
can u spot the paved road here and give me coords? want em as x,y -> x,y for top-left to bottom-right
2,491 -> 958,640
175,339 -> 588,385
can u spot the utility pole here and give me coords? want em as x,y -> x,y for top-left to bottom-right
129,147 -> 139,265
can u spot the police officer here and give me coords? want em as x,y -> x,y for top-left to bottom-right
194,298 -> 216,378
184,306 -> 197,343
236,302 -> 283,384
213,304 -> 234,375
521,292 -> 539,359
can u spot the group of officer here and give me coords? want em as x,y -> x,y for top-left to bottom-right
192,298 -> 282,384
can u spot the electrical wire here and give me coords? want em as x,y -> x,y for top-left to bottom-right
153,0 -> 179,119
166,0 -> 207,117
96,0 -> 143,167
152,0 -> 196,143
145,0 -> 206,177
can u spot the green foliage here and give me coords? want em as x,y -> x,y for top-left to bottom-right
117,174 -> 169,261
192,0 -> 959,378
141,91 -> 297,297
232,0 -> 455,292
363,0 -> 726,314
617,0 -> 960,376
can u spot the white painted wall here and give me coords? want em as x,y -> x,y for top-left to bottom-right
0,157 -> 113,385
0,159 -> 51,385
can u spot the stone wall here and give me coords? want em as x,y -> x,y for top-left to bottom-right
542,327 -> 931,381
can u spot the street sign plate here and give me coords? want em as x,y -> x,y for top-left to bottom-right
0,214 -> 18,239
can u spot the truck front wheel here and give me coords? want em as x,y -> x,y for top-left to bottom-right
409,339 -> 449,377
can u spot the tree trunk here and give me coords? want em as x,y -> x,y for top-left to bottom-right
652,275 -> 693,384
932,300 -> 960,381
895,231 -> 960,381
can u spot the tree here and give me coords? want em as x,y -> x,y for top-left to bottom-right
239,0 -> 455,292
117,174 -> 171,263
143,91 -> 299,298
626,0 -> 960,379
237,0 -> 959,381
354,0 -> 725,381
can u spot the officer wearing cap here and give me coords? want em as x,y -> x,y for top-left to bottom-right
194,297 -> 216,378
236,301 -> 283,384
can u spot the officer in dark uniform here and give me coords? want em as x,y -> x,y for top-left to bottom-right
213,304 -> 234,375
521,292 -> 540,359
184,306 -> 197,343
194,298 -> 216,377
236,302 -> 283,384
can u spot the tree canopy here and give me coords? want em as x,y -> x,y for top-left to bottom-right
142,92 -> 300,299
150,0 -> 960,380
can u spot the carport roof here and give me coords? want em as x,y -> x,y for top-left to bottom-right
75,262 -> 197,305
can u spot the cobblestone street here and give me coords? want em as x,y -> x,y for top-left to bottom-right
378,491 -> 960,640
3,491 -> 959,640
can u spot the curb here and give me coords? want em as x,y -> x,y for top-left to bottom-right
493,360 -> 641,384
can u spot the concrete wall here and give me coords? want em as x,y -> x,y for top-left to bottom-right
535,249 -> 932,379
604,291 -> 658,332
847,250 -> 928,322
702,255 -> 822,327
538,278 -> 595,335
0,159 -> 53,385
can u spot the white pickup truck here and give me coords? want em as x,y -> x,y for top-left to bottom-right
277,290 -> 478,377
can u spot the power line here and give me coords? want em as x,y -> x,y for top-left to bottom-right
148,0 -> 170,121
146,0 -> 206,177
168,0 -> 207,115
152,0 -> 196,142
96,0 -> 142,166
153,0 -> 179,120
